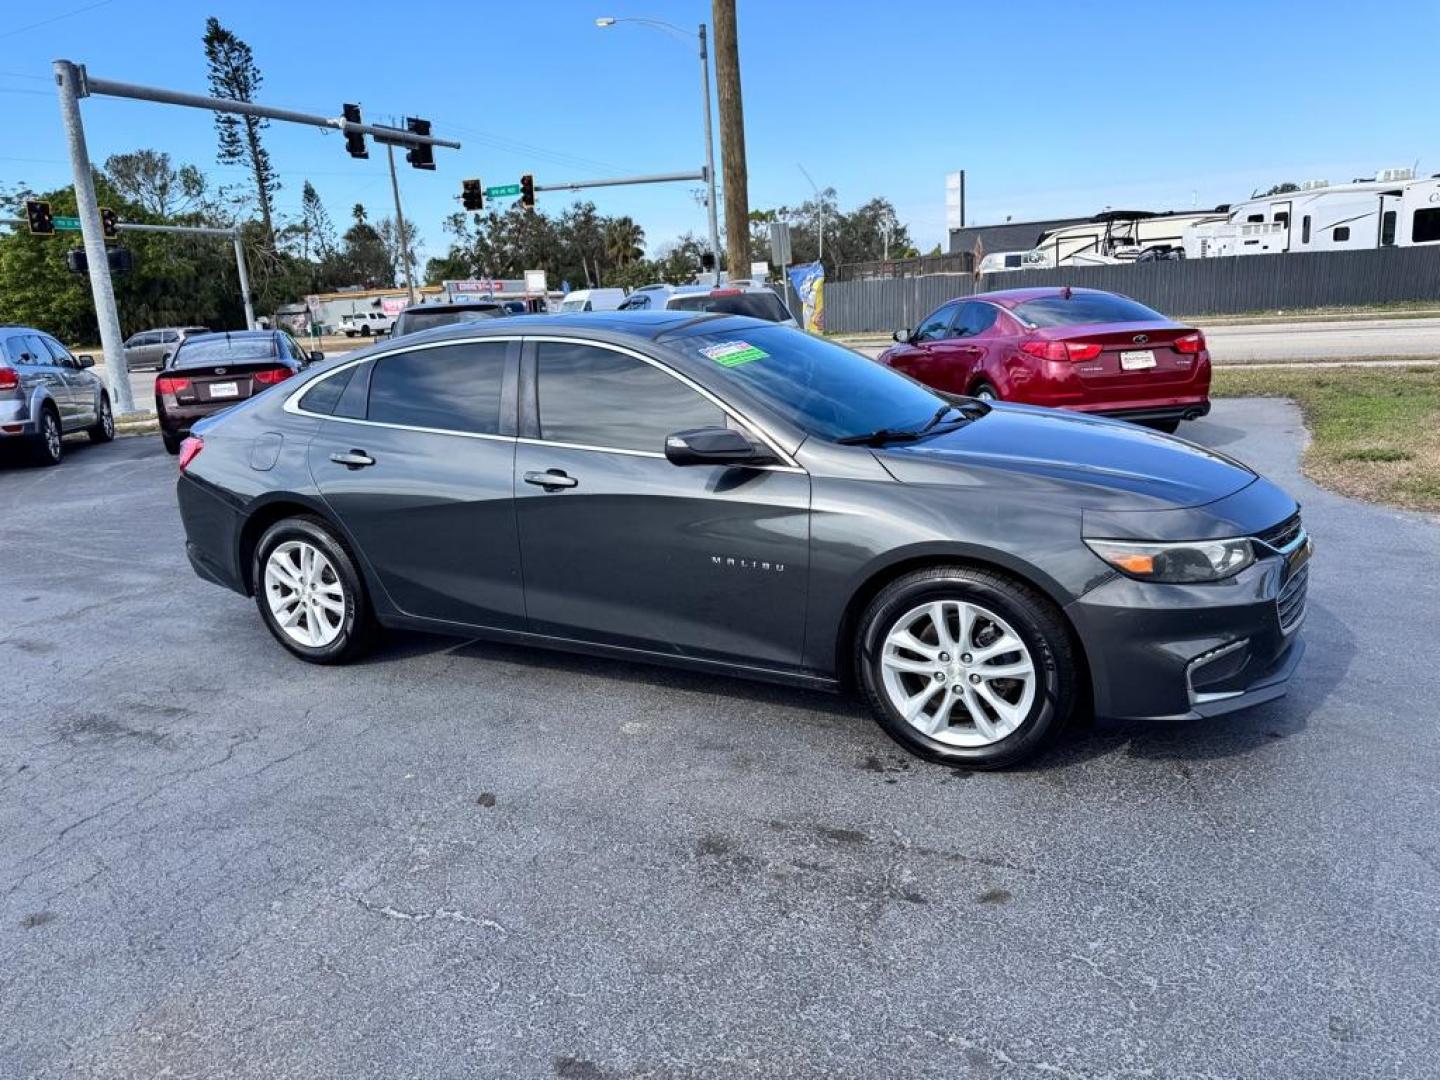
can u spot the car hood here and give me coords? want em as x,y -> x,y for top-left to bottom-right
874,403 -> 1256,512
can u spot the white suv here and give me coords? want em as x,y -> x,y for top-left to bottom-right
338,312 -> 394,338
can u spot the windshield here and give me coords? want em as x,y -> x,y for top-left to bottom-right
668,291 -> 791,322
560,298 -> 587,312
676,325 -> 950,442
1013,293 -> 1165,327
172,335 -> 275,367
399,309 -> 502,334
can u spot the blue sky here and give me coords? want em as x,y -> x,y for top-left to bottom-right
3,0 -> 1437,264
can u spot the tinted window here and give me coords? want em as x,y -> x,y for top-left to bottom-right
913,303 -> 958,341
1333,226 -> 1350,242
174,335 -> 277,367
41,336 -> 72,363
536,342 -> 723,452
161,331 -> 179,343
398,308 -> 503,334
299,365 -> 357,415
21,335 -> 52,364
1302,216 -> 1311,243
1246,214 -> 1264,223
367,341 -> 507,435
1275,212 -> 1289,227
666,291 -> 790,321
677,325 -> 950,443
618,294 -> 651,310
1013,293 -> 1164,327
1381,211 -> 1397,246
1413,208 -> 1440,244
952,302 -> 998,337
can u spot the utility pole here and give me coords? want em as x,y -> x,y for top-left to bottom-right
385,143 -> 417,305
697,24 -> 722,286
712,0 -> 749,283
53,60 -> 133,415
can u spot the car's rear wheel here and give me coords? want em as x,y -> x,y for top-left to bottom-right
855,566 -> 1077,769
360,325 -> 372,337
161,431 -> 183,455
88,394 -> 114,443
970,381 -> 999,402
253,516 -> 375,664
32,406 -> 63,466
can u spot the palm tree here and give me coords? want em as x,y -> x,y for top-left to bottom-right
604,217 -> 645,268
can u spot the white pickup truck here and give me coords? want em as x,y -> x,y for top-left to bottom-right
338,312 -> 394,338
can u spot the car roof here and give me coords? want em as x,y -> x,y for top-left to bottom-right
400,300 -> 504,313
177,329 -> 278,344
967,286 -> 1116,308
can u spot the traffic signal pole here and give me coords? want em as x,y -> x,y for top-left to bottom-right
386,144 -> 417,306
53,59 -> 133,415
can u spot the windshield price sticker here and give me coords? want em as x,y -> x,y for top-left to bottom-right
701,341 -> 769,367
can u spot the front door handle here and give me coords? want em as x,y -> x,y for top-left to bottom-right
524,469 -> 578,491
330,449 -> 375,469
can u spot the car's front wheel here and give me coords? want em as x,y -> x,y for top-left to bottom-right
855,566 -> 1078,769
970,381 -> 999,402
253,516 -> 375,664
89,394 -> 114,443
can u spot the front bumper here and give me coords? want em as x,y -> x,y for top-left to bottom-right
1066,542 -> 1308,721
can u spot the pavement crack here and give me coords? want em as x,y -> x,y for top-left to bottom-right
350,894 -> 507,933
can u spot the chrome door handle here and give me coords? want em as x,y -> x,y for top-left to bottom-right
524,469 -> 578,491
330,449 -> 375,469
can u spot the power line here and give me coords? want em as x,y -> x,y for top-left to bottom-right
0,0 -> 115,41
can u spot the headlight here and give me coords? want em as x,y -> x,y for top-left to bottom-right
1085,537 -> 1255,583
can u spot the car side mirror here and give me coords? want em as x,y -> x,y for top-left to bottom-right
893,329 -> 911,344
309,351 -> 325,364
77,354 -> 95,368
665,426 -> 774,467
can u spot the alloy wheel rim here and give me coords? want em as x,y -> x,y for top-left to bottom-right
879,599 -> 1036,747
976,387 -> 996,401
44,414 -> 61,459
101,400 -> 113,436
264,540 -> 346,648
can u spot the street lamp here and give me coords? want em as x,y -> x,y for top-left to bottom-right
596,15 -> 722,285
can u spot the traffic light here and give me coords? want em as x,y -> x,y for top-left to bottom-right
520,173 -> 535,211
65,248 -> 87,274
100,207 -> 118,240
64,247 -> 134,274
25,200 -> 54,236
405,117 -> 434,170
461,178 -> 483,212
342,103 -> 368,159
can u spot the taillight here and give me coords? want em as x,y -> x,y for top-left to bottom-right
1175,332 -> 1205,354
156,375 -> 191,394
250,367 -> 292,385
177,435 -> 204,472
1020,340 -> 1101,361
0,366 -> 18,391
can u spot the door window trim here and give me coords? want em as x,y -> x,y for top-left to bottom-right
519,335 -> 802,471
282,336 -> 521,443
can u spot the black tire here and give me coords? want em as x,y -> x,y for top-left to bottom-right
1142,419 -> 1181,434
855,565 -> 1078,770
360,325 -> 372,337
161,430 -> 183,455
31,405 -> 63,466
970,381 -> 1000,402
252,515 -> 376,664
88,393 -> 115,443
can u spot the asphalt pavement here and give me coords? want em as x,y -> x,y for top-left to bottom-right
1201,316 -> 1440,362
2,402 -> 1438,1079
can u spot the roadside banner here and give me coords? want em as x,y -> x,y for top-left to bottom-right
788,261 -> 825,332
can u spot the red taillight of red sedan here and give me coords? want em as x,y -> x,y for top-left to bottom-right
1174,332 -> 1206,354
177,435 -> 204,472
1020,340 -> 1103,362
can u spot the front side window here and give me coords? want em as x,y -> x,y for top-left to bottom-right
913,303 -> 958,341
676,325 -> 950,443
1413,208 -> 1440,244
536,341 -> 723,452
41,337 -> 72,364
367,341 -> 507,435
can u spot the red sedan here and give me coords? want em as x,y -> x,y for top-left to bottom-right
877,287 -> 1211,433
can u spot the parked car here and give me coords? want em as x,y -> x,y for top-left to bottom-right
558,288 -> 627,312
174,311 -> 1307,770
155,330 -> 320,454
878,287 -> 1211,433
0,325 -> 113,465
391,300 -> 507,339
338,312 -> 394,338
619,284 -> 797,326
122,326 -> 211,371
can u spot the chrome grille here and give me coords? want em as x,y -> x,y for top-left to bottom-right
1277,563 -> 1309,634
1257,513 -> 1304,552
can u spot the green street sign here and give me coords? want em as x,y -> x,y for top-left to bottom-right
485,184 -> 521,198
53,216 -> 82,231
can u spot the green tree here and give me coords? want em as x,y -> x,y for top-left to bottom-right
604,216 -> 646,268
336,203 -> 393,287
203,17 -> 279,248
104,150 -> 209,218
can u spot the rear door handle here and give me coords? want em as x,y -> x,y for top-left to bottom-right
524,469 -> 578,491
330,449 -> 375,469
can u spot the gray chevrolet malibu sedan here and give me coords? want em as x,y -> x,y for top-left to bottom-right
175,311 -> 1309,768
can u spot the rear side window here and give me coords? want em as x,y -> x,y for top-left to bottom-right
1013,293 -> 1164,327
536,341 -> 723,452
367,341 -> 507,435
299,365 -> 357,415
952,302 -> 999,337
1413,208 -> 1440,244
